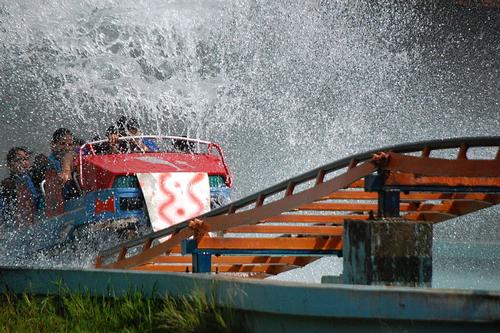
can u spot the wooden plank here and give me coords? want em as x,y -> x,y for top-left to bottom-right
446,200 -> 492,215
298,203 -> 410,212
348,179 -> 364,188
386,173 -> 500,187
224,225 -> 343,235
197,236 -> 342,251
386,152 -> 500,178
320,192 -> 377,200
261,214 -> 369,223
416,200 -> 492,215
404,212 -> 457,223
148,255 -> 319,266
223,264 -> 299,275
321,192 -> 500,203
297,203 -> 380,211
298,201 -> 489,214
130,263 -> 299,275
130,265 -> 190,272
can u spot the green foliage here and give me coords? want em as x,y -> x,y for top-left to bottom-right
0,289 -> 244,333
155,290 -> 235,333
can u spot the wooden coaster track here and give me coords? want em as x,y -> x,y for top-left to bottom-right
96,137 -> 500,278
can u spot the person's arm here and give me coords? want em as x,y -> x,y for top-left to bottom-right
30,154 -> 49,188
60,152 -> 75,182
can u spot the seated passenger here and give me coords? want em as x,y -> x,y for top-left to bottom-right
116,115 -> 129,137
90,134 -> 106,154
101,126 -> 128,154
174,137 -> 195,153
47,128 -> 80,201
126,118 -> 159,152
0,147 -> 43,226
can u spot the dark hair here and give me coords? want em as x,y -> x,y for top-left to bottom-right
6,147 -> 30,164
73,137 -> 85,146
126,117 -> 140,130
116,116 -> 128,135
174,138 -> 195,153
52,128 -> 73,144
106,125 -> 118,136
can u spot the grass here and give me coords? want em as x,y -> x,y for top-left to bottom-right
0,289 -> 245,333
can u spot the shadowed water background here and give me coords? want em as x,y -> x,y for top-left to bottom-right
0,0 -> 499,287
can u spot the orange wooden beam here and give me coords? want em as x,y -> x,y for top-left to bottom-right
386,173 -> 500,188
321,192 -> 377,200
130,263 -> 299,275
404,212 -> 457,223
224,225 -> 343,235
147,255 -> 319,266
196,236 -> 343,251
130,265 -> 190,272
348,179 -> 365,188
261,214 -> 369,223
321,191 -> 499,202
298,202 -> 410,212
385,152 -> 500,178
297,203 -> 379,211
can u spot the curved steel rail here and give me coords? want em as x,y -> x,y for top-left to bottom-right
96,136 -> 500,275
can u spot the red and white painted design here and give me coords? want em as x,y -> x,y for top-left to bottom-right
137,172 -> 210,240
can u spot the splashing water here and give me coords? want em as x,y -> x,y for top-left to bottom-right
0,1 -> 499,284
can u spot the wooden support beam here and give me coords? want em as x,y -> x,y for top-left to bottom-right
298,201 -> 491,215
457,144 -> 468,160
147,255 -> 319,266
261,214 -> 369,223
131,263 -> 300,275
297,203 -> 409,212
285,182 -> 296,197
348,179 -> 365,188
320,191 -> 500,204
315,169 -> 326,185
130,265 -> 191,272
297,203 -> 378,211
255,194 -> 265,207
446,200 -> 492,215
421,146 -> 431,157
386,153 -> 500,178
117,247 -> 127,261
197,236 -> 343,251
320,192 -> 378,200
404,212 -> 457,223
386,173 -> 500,187
224,225 -> 343,236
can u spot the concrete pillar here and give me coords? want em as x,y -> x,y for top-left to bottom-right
343,219 -> 433,287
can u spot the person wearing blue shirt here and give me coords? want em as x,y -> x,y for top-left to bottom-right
47,128 -> 80,200
126,117 -> 159,152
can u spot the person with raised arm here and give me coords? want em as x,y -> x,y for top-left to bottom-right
46,128 -> 80,202
101,125 -> 128,154
126,117 -> 159,152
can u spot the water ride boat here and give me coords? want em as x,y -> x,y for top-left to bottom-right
31,135 -> 232,252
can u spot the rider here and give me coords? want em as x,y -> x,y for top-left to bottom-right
0,147 -> 43,226
101,125 -> 128,154
126,117 -> 159,152
116,115 -> 129,137
47,128 -> 80,200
